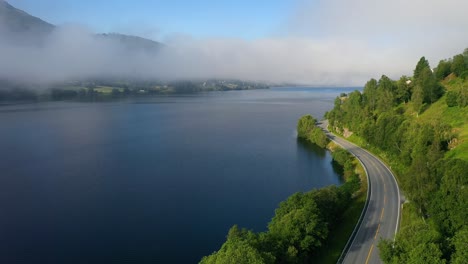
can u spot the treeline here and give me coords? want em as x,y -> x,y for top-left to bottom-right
0,79 -> 269,102
326,49 -> 468,263
200,117 -> 361,264
297,115 -> 329,148
0,86 -> 125,102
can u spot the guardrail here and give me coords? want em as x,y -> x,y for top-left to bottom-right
316,121 -> 372,264
335,157 -> 370,264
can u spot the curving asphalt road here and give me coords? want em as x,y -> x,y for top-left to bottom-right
318,121 -> 401,264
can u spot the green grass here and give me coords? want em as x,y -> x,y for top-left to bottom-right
417,80 -> 468,161
346,134 -> 368,147
337,78 -> 468,163
400,202 -> 424,229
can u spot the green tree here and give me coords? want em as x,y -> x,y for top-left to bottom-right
376,89 -> 395,113
407,243 -> 446,264
308,127 -> 329,148
379,222 -> 444,264
363,78 -> 378,111
297,115 -> 316,139
332,51 -> 467,264
341,91 -> 363,130
200,226 -> 275,264
420,67 -> 443,104
379,75 -> 396,92
326,97 -> 343,129
308,186 -> 344,226
405,124 -> 440,214
412,57 -> 443,104
451,54 -> 466,77
451,228 -> 468,264
429,159 -> 468,236
407,153 -> 433,214
379,239 -> 401,264
414,57 -> 430,82
411,85 -> 424,114
435,59 -> 452,80
332,148 -> 351,166
446,91 -> 458,107
372,112 -> 404,153
297,115 -> 329,148
395,76 -> 412,103
458,82 -> 468,107
268,192 -> 328,262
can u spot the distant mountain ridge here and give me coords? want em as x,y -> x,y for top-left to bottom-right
0,0 -> 54,32
0,0 -> 162,50
0,0 -> 54,44
98,33 -> 162,53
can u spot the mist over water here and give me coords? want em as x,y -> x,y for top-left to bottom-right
0,87 -> 354,263
1,0 -> 468,86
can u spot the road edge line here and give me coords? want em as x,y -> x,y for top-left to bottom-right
319,122 -> 372,264
335,136 -> 401,239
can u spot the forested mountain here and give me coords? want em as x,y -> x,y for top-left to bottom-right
326,49 -> 468,263
0,1 -> 162,50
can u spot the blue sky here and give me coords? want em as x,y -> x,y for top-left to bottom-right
9,0 -> 294,40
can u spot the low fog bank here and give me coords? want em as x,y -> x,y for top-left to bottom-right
0,25 -> 159,85
1,0 -> 468,87
0,26 -> 423,87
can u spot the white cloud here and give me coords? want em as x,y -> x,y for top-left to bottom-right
1,0 -> 467,86
288,0 -> 468,64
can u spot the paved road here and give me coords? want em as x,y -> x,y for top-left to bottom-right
318,121 -> 401,264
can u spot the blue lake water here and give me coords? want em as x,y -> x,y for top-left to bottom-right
0,87 -> 357,263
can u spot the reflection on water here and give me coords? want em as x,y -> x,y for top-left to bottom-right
0,87 -> 355,264
332,159 -> 345,176
296,138 -> 327,158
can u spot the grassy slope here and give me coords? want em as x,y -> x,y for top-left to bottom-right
348,78 -> 467,163
338,77 -> 468,234
418,77 -> 468,161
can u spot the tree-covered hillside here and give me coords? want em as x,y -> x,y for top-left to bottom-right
326,49 -> 468,263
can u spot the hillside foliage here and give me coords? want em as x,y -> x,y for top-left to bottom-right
326,49 -> 468,263
297,115 -> 329,148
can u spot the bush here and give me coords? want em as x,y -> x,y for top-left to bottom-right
297,115 -> 329,148
460,70 -> 468,80
308,127 -> 329,148
332,148 -> 350,166
446,91 -> 458,107
297,115 -> 316,139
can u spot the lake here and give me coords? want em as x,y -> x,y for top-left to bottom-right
0,87 -> 357,263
